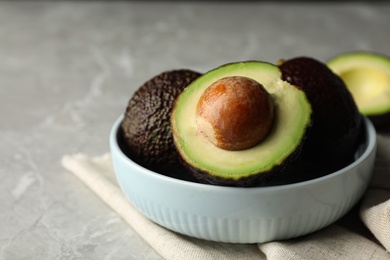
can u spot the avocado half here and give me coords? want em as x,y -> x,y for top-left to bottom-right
327,52 -> 390,127
170,61 -> 312,187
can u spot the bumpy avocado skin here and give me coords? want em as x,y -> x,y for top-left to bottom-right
279,57 -> 362,174
121,70 -> 201,181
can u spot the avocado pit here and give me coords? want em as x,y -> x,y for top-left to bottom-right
195,76 -> 274,151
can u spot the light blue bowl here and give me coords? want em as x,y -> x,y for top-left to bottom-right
110,115 -> 376,243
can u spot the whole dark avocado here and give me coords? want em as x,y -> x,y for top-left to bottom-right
120,69 -> 201,181
279,57 -> 362,175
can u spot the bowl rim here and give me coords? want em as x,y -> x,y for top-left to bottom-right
110,114 -> 377,192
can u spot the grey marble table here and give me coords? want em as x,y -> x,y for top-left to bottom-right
1,1 -> 389,259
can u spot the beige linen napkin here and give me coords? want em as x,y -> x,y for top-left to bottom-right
61,135 -> 390,260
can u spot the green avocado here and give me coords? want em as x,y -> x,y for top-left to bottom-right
170,61 -> 312,187
120,69 -> 201,181
279,57 -> 362,175
327,52 -> 390,127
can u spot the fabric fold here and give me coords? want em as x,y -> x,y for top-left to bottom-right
360,189 -> 390,253
259,225 -> 389,260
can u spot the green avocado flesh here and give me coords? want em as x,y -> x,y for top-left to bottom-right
327,52 -> 390,116
171,61 -> 312,185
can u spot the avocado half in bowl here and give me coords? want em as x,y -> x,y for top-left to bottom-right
170,61 -> 312,187
110,114 -> 376,243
